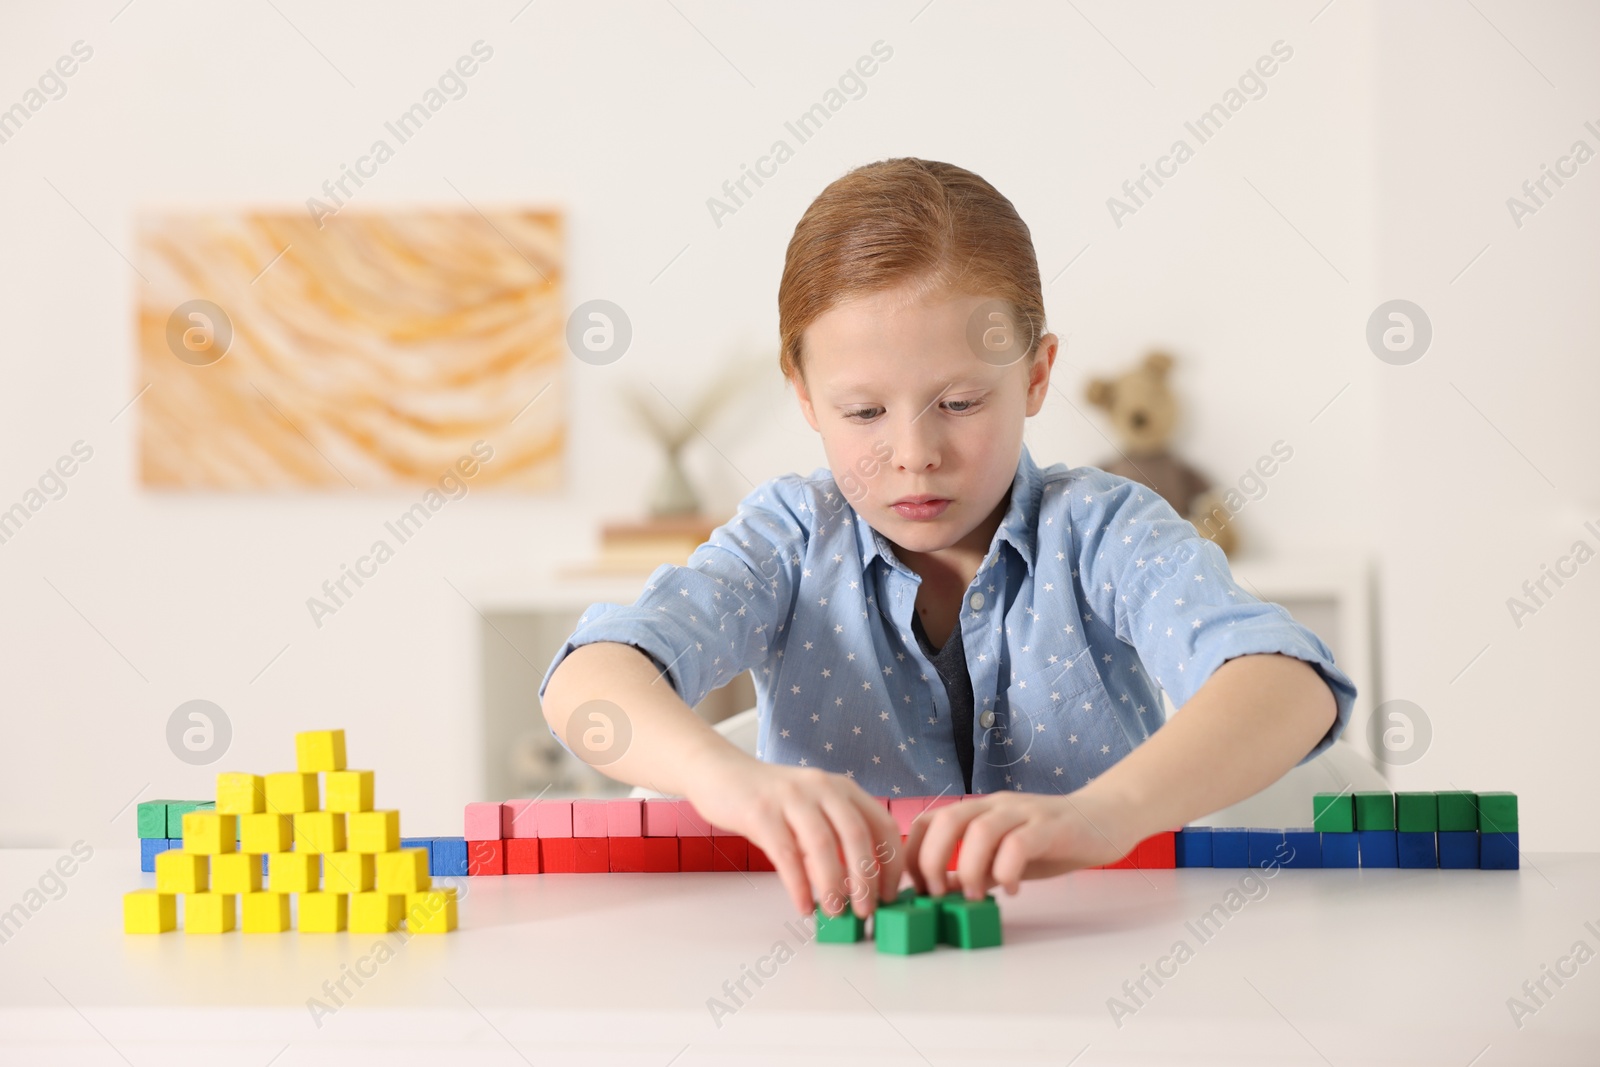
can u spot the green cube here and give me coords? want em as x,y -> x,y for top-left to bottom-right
1353,791 -> 1395,831
136,801 -> 172,840
165,801 -> 213,839
938,895 -> 1003,949
873,903 -> 937,955
1436,791 -> 1479,832
1312,792 -> 1354,833
815,904 -> 864,943
1396,792 -> 1438,832
1478,792 -> 1518,833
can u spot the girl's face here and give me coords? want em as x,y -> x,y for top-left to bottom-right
792,283 -> 1057,567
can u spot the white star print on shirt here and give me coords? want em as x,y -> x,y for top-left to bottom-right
539,442 -> 1358,797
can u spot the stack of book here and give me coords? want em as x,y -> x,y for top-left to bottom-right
559,514 -> 723,577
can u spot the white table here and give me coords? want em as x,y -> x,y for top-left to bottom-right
3,848 -> 1597,1065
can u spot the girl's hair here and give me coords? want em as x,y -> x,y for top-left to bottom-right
777,157 -> 1046,385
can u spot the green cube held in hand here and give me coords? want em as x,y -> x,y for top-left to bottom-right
815,903 -> 865,943
1312,792 -> 1354,833
939,895 -> 1003,949
874,902 -> 937,955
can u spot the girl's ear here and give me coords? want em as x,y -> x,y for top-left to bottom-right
790,370 -> 822,432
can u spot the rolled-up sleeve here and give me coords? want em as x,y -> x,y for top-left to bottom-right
535,476 -> 809,748
1074,471 -> 1357,765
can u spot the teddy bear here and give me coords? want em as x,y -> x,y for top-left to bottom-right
1084,350 -> 1239,557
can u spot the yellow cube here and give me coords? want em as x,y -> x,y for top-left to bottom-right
155,850 -> 208,894
376,849 -> 430,893
241,891 -> 291,933
295,729 -> 347,773
267,852 -> 320,894
240,812 -> 293,854
326,770 -> 375,813
348,810 -> 400,854
211,852 -> 263,894
215,772 -> 265,815
350,892 -> 404,933
298,891 -> 348,932
184,892 -> 236,933
123,890 -> 176,934
324,851 -> 374,893
405,888 -> 457,933
182,811 -> 237,854
264,772 -> 319,814
293,811 -> 346,854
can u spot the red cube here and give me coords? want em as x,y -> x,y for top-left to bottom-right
467,839 -> 505,875
609,836 -> 647,872
710,836 -> 748,871
679,836 -> 714,871
948,838 -> 962,873
641,837 -> 679,872
1135,831 -> 1176,869
748,842 -> 776,871
574,838 -> 608,873
505,838 -> 540,874
539,838 -> 577,873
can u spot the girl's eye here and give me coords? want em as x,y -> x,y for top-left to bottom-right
844,399 -> 982,421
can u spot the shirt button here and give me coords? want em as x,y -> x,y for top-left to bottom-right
980,710 -> 995,728
969,592 -> 985,610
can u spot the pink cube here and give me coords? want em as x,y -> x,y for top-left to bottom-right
642,799 -> 677,837
503,799 -> 540,839
606,798 -> 643,837
925,795 -> 959,814
674,800 -> 711,837
464,802 -> 503,841
535,800 -> 573,838
571,800 -> 609,838
888,797 -> 934,836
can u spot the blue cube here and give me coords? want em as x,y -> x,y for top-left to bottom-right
140,837 -> 175,872
1481,832 -> 1520,870
1211,828 -> 1249,868
1321,832 -> 1360,867
400,837 -> 436,870
1248,829 -> 1286,869
1282,828 -> 1322,869
1397,831 -> 1437,868
1438,830 -> 1479,869
432,836 -> 468,877
1174,827 -> 1213,867
1357,830 -> 1398,868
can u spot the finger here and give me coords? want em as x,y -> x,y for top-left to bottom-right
785,798 -> 850,918
818,792 -> 879,919
991,822 -> 1042,896
753,816 -> 813,917
955,807 -> 1027,900
864,798 -> 906,904
902,813 -> 930,896
914,798 -> 985,896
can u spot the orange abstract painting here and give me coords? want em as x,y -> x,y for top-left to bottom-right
136,210 -> 564,489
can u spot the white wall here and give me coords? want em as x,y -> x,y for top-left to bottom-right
0,1 -> 1591,849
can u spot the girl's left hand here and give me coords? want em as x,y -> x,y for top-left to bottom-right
902,790 -> 1143,899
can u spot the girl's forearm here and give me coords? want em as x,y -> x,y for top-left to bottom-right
540,642 -> 750,798
1074,652 -> 1340,847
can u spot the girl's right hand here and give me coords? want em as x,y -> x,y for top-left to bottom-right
685,752 -> 907,921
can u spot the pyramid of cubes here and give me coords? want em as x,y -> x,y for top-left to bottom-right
123,729 -> 457,934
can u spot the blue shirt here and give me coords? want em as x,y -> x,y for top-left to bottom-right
538,442 -> 1356,797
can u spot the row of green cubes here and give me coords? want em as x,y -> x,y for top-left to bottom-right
1312,790 -> 1518,833
816,887 -> 1002,954
138,801 -> 216,840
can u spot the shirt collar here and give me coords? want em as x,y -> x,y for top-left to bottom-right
852,442 -> 1043,579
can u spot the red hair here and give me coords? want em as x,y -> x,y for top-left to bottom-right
777,157 -> 1046,385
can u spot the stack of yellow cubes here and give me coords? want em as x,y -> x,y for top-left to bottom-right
123,729 -> 457,934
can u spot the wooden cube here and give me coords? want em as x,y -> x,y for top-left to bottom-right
375,849 -> 430,893
467,839 -> 505,876
464,802 -> 503,841
295,729 -> 347,773
215,773 -> 265,815
641,798 -> 678,837
571,800 -> 609,838
182,812 -> 237,855
268,852 -> 320,894
535,801 -> 573,838
122,890 -> 176,934
211,851 -> 263,894
350,892 -> 405,933
184,892 -> 236,934
241,891 -> 291,933
325,770 -> 374,813
505,838 -> 540,874
605,798 -> 644,837
348,810 -> 400,853
155,850 -> 207,894
264,772 -> 319,814
293,811 -> 346,854
299,891 -> 348,932
502,799 -> 539,838
323,851 -> 375,892
405,888 -> 457,933
240,813 -> 293,854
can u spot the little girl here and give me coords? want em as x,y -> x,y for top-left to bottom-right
540,157 -> 1356,921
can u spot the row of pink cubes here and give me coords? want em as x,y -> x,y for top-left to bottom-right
464,794 -> 969,841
